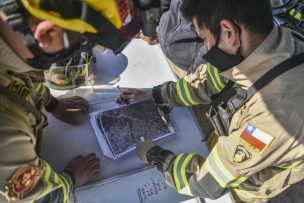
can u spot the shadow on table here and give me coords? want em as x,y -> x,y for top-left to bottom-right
93,47 -> 128,85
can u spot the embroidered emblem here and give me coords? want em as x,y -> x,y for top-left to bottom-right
7,81 -> 31,99
238,124 -> 274,154
233,145 -> 251,163
4,164 -> 43,201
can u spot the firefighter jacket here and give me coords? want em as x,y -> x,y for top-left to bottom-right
0,37 -> 73,202
158,62 -> 230,106
157,26 -> 304,202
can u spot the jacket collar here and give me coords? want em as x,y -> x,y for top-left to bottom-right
221,26 -> 294,89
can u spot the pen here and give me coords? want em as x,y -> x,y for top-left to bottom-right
117,85 -> 123,93
117,85 -> 130,105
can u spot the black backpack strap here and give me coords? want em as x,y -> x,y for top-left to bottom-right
231,52 -> 304,109
0,84 -> 42,122
210,80 -> 237,107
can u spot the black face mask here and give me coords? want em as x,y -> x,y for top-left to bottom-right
203,29 -> 243,72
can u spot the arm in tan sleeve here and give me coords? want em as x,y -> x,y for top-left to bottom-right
151,149 -> 232,199
33,83 -> 58,112
0,111 -> 72,203
159,64 -> 229,106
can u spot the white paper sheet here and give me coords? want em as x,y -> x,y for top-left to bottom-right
90,100 -> 175,159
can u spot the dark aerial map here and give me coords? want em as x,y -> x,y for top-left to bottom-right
98,100 -> 173,157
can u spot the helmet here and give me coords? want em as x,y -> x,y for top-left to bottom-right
44,42 -> 95,90
0,0 -> 141,69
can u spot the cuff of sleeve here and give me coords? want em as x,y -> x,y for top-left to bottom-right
152,85 -> 163,105
62,168 -> 76,188
45,96 -> 58,112
146,145 -> 175,172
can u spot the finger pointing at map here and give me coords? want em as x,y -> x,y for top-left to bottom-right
116,88 -> 153,105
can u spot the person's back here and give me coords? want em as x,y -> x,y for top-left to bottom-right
158,0 -> 205,74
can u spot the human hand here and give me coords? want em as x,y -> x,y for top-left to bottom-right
136,140 -> 156,163
64,153 -> 100,187
116,88 -> 153,105
139,32 -> 159,45
51,96 -> 89,124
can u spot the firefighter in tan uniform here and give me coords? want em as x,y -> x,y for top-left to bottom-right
132,0 -> 304,202
0,2 -> 102,203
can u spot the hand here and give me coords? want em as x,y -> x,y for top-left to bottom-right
51,96 -> 89,124
116,88 -> 153,105
139,32 -> 159,45
136,140 -> 156,163
64,153 -> 100,187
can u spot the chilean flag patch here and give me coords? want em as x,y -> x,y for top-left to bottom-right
239,124 -> 274,154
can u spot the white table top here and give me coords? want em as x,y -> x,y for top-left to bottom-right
42,39 -> 234,203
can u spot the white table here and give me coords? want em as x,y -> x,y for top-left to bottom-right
42,39 -> 234,203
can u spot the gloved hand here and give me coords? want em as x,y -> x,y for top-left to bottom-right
116,88 -> 153,105
64,153 -> 100,187
136,140 -> 156,163
51,96 -> 89,124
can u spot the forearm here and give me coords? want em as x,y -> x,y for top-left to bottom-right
146,146 -> 231,199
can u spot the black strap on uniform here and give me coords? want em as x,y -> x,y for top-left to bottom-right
0,84 -> 42,122
211,52 -> 304,110
210,80 -> 235,102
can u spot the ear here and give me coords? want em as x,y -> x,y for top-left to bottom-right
218,19 -> 241,55
33,20 -> 64,54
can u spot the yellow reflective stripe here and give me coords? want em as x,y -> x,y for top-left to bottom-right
176,80 -> 190,106
295,12 -> 302,20
234,189 -> 274,200
180,153 -> 195,196
41,85 -> 46,95
173,154 -> 184,191
213,67 -> 225,89
289,8 -> 302,20
205,147 -> 247,188
183,79 -> 198,105
40,162 -> 53,198
207,64 -> 221,92
54,173 -> 68,203
276,160 -> 304,169
58,173 -> 71,202
35,83 -> 42,92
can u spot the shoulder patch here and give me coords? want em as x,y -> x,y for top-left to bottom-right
4,164 -> 44,201
238,123 -> 274,154
7,81 -> 31,99
233,145 -> 251,163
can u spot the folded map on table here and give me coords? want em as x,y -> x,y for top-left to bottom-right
90,100 -> 175,159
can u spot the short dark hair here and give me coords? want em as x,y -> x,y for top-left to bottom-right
181,0 -> 274,37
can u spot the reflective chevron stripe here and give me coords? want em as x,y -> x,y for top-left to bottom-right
173,153 -> 196,196
205,147 -> 247,188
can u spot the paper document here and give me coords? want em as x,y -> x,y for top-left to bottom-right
90,100 -> 175,159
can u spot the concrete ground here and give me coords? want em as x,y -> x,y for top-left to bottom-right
191,104 -> 304,203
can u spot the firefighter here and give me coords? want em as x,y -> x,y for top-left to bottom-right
135,0 -> 304,202
0,0 -> 137,201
